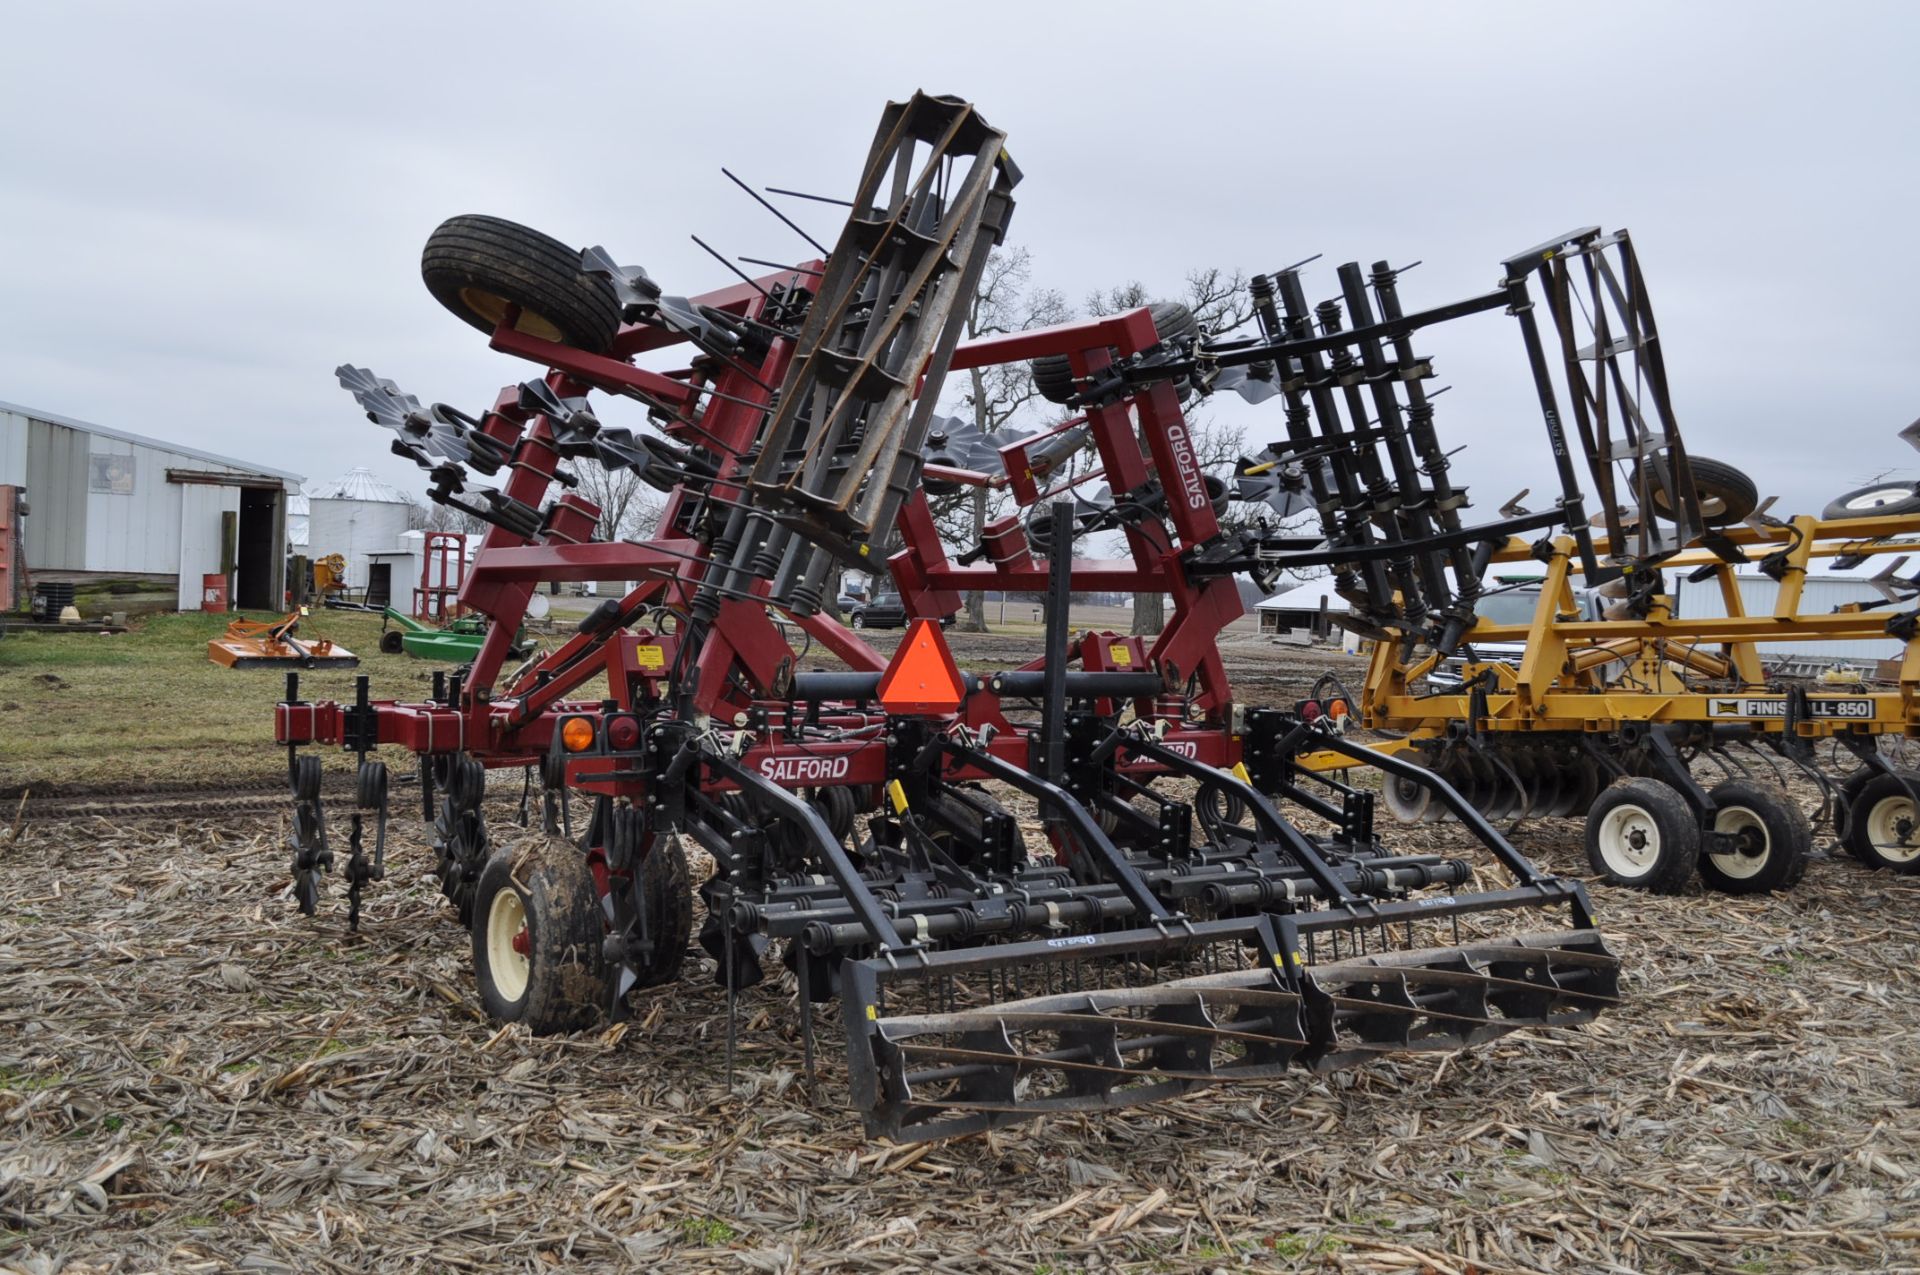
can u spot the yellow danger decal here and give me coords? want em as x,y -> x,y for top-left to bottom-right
634,645 -> 666,669
1108,644 -> 1132,665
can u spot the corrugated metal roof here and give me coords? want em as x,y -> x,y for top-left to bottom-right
307,466 -> 412,504
0,398 -> 304,484
1256,577 -> 1351,610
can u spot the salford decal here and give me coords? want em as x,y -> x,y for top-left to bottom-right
758,755 -> 852,782
1160,740 -> 1200,759
1164,421 -> 1208,511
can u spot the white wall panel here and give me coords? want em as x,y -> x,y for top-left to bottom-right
176,484 -> 240,609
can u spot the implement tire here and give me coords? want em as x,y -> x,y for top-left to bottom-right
1585,778 -> 1699,894
1843,770 -> 1920,873
1698,781 -> 1809,894
422,214 -> 621,352
1030,300 -> 1197,405
1822,481 -> 1920,521
471,836 -> 609,1032
629,833 -> 694,990
1650,456 -> 1757,527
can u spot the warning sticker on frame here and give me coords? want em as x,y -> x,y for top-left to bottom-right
1706,697 -> 1875,720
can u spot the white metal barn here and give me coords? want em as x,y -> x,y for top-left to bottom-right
366,530 -> 476,615
1671,572 -> 1904,669
0,401 -> 301,611
306,467 -> 414,600
287,491 -> 310,549
1254,577 -> 1351,636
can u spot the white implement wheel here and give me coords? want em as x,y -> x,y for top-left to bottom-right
470,836 -> 609,1032
1699,780 -> 1809,894
1844,770 -> 1920,872
1585,778 -> 1699,893
484,887 -> 530,1003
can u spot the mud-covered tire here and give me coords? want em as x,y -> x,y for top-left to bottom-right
1835,766 -> 1876,854
422,214 -> 622,352
378,629 -> 404,655
471,837 -> 608,1032
1585,778 -> 1699,893
1698,781 -> 1809,893
1030,300 -> 1198,404
1843,770 -> 1920,872
627,833 -> 693,990
1646,456 -> 1757,526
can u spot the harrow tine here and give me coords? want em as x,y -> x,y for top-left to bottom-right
893,1006 -> 1309,1052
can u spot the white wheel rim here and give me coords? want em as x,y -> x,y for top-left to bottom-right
1844,486 -> 1914,512
1596,803 -> 1661,875
1708,806 -> 1770,879
486,888 -> 531,1001
1866,794 -> 1920,863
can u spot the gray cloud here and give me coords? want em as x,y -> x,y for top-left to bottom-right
3,0 -> 1915,524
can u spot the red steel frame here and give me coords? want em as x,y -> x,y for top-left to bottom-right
412,531 -> 468,620
279,268 -> 1250,796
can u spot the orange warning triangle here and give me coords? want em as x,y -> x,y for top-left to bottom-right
876,618 -> 968,715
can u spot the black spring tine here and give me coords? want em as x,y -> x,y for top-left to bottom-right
797,947 -> 816,1088
725,928 -> 738,1089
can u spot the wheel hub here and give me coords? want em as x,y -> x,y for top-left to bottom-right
1708,806 -> 1770,879
1867,795 -> 1920,862
458,286 -> 565,344
1598,805 -> 1660,872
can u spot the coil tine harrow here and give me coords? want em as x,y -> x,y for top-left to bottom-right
847,913 -> 1616,1140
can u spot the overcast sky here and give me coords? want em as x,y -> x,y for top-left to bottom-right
4,2 -> 1917,527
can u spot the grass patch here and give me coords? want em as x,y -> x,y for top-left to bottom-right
677,1217 -> 737,1246
0,609 -> 435,791
0,1066 -> 61,1093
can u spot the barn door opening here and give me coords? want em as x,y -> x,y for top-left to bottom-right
236,487 -> 280,610
367,562 -> 392,608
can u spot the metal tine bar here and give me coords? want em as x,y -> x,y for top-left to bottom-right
888,1008 -> 1306,1050
873,976 -> 1305,1027
690,234 -> 773,300
1321,992 -> 1505,1029
893,1042 -> 1278,1087
1340,261 -> 1454,621
765,185 -> 855,208
1273,270 -> 1398,619
722,167 -> 831,256
739,256 -> 825,278
1318,293 -> 1430,632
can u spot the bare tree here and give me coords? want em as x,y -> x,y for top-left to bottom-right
416,498 -> 488,537
936,246 -> 1068,631
575,466 -> 664,543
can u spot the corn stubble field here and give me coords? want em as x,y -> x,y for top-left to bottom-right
1,620 -> 1917,1273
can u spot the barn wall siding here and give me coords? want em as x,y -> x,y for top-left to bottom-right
26,418 -> 89,571
3,406 -> 300,600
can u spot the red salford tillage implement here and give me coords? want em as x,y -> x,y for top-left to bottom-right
276,93 -> 1617,1140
